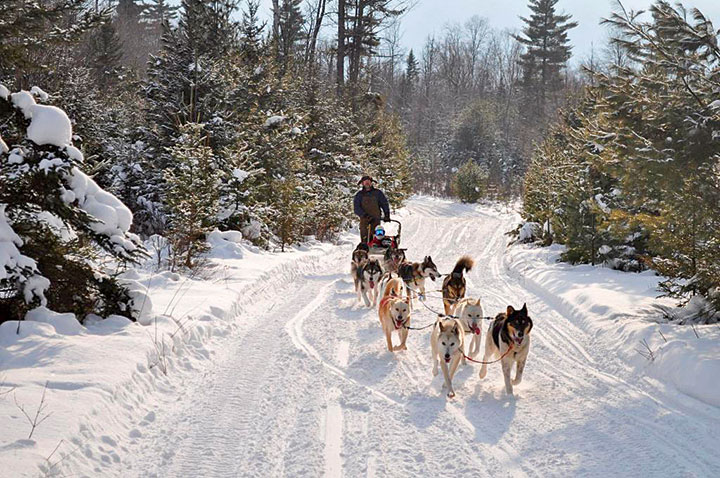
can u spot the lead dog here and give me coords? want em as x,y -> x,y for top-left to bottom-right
398,255 -> 440,307
455,297 -> 484,365
378,277 -> 411,352
442,256 -> 474,315
478,304 -> 533,395
354,258 -> 383,307
431,318 -> 465,398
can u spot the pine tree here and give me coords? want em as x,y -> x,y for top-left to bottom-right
0,86 -> 145,321
86,20 -> 125,88
275,0 -> 305,74
164,123 -> 221,269
452,160 -> 489,203
514,0 -> 577,119
142,0 -> 180,25
399,49 -> 419,109
0,0 -> 105,88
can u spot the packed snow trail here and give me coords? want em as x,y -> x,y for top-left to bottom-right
113,198 -> 719,477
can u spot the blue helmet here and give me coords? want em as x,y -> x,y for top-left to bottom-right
374,225 -> 385,237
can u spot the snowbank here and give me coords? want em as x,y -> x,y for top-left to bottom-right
505,243 -> 720,407
0,204 -> 48,305
0,231 -> 352,477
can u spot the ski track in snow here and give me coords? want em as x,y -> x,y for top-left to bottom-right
97,198 -> 720,477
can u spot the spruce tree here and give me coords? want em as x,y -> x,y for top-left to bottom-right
164,123 -> 221,269
86,21 -> 125,88
0,1 -> 105,88
0,86 -> 145,321
514,0 -> 577,119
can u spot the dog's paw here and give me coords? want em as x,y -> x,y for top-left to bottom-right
478,369 -> 487,379
447,390 -> 455,399
512,377 -> 522,385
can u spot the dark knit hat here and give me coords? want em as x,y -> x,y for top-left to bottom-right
358,175 -> 377,185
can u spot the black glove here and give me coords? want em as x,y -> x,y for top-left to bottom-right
383,215 -> 391,222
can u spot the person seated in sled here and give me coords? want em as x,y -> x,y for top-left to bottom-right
354,175 -> 390,244
368,225 -> 396,249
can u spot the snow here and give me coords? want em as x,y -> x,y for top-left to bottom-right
27,104 -> 73,147
29,86 -> 49,101
65,145 -> 84,162
264,115 -> 285,128
37,211 -> 77,242
0,204 -> 49,305
25,307 -> 83,336
0,83 -> 9,100
10,90 -> 36,119
207,229 -> 245,259
8,148 -> 23,164
231,168 -> 249,182
506,242 -> 720,408
1,197 -> 718,477
67,168 -> 134,250
0,134 -> 7,154
0,230 -> 346,477
517,221 -> 541,243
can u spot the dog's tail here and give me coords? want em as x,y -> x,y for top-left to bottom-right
452,256 -> 474,275
383,277 -> 403,299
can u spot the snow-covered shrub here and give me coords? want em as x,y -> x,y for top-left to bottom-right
0,85 -> 146,322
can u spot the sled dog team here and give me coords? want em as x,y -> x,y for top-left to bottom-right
351,245 -> 534,397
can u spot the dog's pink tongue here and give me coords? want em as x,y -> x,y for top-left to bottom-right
473,327 -> 480,335
369,281 -> 375,289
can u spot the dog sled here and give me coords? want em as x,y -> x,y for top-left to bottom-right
367,219 -> 403,260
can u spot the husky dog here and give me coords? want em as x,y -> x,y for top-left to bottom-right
378,277 -> 411,352
442,256 -> 474,315
350,243 -> 370,284
431,318 -> 465,398
382,247 -> 406,274
478,304 -> 533,396
378,270 -> 398,295
351,243 -> 369,268
455,298 -> 484,365
354,259 -> 383,307
398,256 -> 440,306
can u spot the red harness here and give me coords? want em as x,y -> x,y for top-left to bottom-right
462,344 -> 514,365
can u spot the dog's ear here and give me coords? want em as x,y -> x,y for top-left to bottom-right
521,303 -> 528,315
506,305 -> 516,316
438,321 -> 445,332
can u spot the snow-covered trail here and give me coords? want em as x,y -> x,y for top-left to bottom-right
120,197 -> 720,477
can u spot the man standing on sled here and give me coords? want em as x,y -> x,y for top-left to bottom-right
354,175 -> 390,244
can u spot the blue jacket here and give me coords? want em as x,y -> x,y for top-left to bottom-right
353,187 -> 390,219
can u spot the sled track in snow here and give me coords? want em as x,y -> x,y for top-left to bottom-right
94,198 -> 720,477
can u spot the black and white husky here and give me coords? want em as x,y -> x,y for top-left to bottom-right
478,304 -> 533,396
354,258 -> 383,307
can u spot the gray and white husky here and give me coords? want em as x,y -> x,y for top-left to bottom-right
354,258 -> 383,307
431,318 -> 466,398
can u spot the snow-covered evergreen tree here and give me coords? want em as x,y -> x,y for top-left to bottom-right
0,86 -> 145,322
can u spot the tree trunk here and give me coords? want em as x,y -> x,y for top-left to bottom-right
336,0 -> 346,95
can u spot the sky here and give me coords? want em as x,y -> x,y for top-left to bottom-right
255,0 -> 720,64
